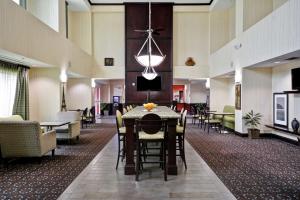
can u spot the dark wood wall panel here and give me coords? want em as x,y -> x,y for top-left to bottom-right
125,3 -> 173,104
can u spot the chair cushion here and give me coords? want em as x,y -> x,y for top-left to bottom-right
138,131 -> 164,140
224,115 -> 235,122
204,119 -> 220,123
119,127 -> 126,134
0,115 -> 24,121
176,125 -> 184,134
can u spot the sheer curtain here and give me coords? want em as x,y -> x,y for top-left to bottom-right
0,64 -> 18,117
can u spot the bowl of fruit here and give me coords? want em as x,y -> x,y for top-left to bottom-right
143,103 -> 157,112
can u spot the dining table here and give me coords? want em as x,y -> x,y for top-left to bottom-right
122,106 -> 180,175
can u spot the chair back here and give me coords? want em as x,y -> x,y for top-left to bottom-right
182,110 -> 188,129
82,107 -> 88,117
123,107 -> 127,114
180,108 -> 184,115
116,110 -> 123,128
129,105 -> 133,110
56,111 -> 81,122
173,106 -> 177,112
90,106 -> 95,117
138,113 -> 164,135
126,105 -> 131,111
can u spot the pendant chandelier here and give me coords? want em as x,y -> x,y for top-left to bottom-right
134,0 -> 165,80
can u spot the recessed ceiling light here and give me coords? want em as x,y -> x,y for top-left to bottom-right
274,61 -> 281,64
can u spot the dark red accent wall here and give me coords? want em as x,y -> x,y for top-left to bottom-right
125,3 -> 173,105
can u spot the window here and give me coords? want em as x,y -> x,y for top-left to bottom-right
0,67 -> 18,117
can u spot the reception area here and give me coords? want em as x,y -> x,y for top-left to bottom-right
0,0 -> 299,199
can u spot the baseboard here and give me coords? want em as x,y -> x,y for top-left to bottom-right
234,131 -> 248,137
260,133 -> 300,146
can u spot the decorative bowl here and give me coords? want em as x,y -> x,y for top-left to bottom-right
143,103 -> 156,112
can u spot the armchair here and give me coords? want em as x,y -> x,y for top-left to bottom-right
0,121 -> 56,158
54,111 -> 81,142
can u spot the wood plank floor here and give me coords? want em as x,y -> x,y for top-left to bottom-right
58,134 -> 236,200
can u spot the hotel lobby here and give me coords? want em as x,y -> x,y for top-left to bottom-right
0,0 -> 300,199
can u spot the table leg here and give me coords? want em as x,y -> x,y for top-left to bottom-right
167,118 -> 178,175
124,118 -> 135,175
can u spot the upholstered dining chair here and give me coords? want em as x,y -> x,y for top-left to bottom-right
203,111 -> 221,133
123,107 -> 128,115
115,110 -> 126,169
176,110 -> 187,169
135,113 -> 167,181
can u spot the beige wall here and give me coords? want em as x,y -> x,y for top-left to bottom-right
92,6 -> 125,79
238,68 -> 273,133
210,0 -> 300,78
68,11 -> 92,55
243,0 -> 273,31
190,82 -> 209,103
173,7 -> 209,78
98,80 -> 125,103
208,77 -> 235,112
0,0 -> 94,77
29,68 -> 61,122
272,61 -> 300,129
66,78 -> 92,110
27,0 -> 59,32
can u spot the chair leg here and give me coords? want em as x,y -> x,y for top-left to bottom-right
182,138 -> 187,170
52,149 -> 55,157
116,135 -> 121,170
163,141 -> 167,181
121,136 -> 126,162
136,140 -> 140,181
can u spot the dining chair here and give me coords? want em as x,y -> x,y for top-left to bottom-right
123,107 -> 128,115
129,105 -> 133,110
135,113 -> 167,181
126,105 -> 131,111
203,111 -> 221,133
176,110 -> 187,169
115,110 -> 126,169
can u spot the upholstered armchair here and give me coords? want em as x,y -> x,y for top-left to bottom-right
54,111 -> 81,142
0,120 -> 56,158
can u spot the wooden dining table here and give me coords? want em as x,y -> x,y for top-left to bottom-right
122,106 -> 180,175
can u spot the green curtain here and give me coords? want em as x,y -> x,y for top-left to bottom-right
13,67 -> 29,120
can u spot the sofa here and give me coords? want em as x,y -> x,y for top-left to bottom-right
0,115 -> 56,158
54,111 -> 81,142
214,105 -> 235,130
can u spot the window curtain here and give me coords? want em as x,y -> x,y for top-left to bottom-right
13,67 -> 29,120
0,62 -> 18,117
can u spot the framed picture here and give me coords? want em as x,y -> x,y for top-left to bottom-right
104,58 -> 114,66
273,93 -> 288,128
235,84 -> 241,110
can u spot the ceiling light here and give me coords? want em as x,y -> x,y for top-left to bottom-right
134,0 -> 165,80
274,61 -> 281,64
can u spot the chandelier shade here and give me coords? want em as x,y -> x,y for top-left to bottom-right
134,0 -> 165,80
135,55 -> 165,67
142,66 -> 157,80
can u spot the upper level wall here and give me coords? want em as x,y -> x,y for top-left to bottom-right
173,6 -> 209,79
91,6 -> 125,79
210,0 -> 299,77
243,0 -> 273,31
0,0 -> 93,77
68,11 -> 92,55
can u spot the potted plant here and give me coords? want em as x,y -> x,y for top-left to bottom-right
100,103 -> 109,116
243,110 -> 262,139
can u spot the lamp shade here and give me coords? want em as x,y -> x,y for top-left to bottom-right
135,54 -> 165,67
142,71 -> 157,80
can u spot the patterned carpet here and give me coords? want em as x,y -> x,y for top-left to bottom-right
0,124 -> 115,200
185,125 -> 300,200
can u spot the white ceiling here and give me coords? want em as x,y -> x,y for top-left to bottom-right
89,0 -> 212,4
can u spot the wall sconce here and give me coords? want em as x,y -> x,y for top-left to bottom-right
91,78 -> 96,88
205,78 -> 210,89
60,71 -> 67,111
